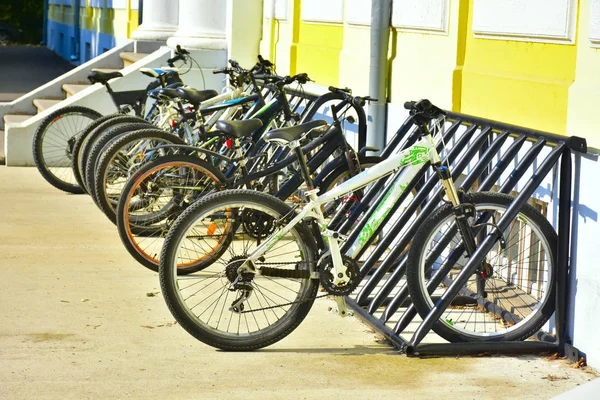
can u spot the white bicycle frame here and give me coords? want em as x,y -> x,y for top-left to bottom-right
242,130 -> 459,312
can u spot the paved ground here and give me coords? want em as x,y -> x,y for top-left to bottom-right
0,45 -> 73,102
0,167 -> 597,400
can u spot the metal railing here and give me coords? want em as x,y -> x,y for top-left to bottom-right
340,109 -> 585,357
286,85 -> 587,357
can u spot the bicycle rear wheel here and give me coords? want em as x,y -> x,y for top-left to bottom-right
159,189 -> 319,351
406,191 -> 557,342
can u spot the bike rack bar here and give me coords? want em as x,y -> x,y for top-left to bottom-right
445,111 -> 587,153
407,341 -> 558,357
556,149 -> 572,354
353,127 -> 487,305
366,130 -> 509,316
388,135 -> 540,332
475,134 -> 527,191
408,143 -> 566,348
291,88 -> 586,358
347,299 -> 409,350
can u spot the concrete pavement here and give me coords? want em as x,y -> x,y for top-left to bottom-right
0,167 -> 597,400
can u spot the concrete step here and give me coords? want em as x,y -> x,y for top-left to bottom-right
90,68 -> 122,74
0,130 -> 5,165
33,98 -> 62,114
120,52 -> 150,68
62,83 -> 91,98
3,114 -> 34,126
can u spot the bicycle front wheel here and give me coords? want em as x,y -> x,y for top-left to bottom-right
406,191 -> 557,342
32,106 -> 102,193
159,189 -> 319,351
93,129 -> 185,223
116,154 -> 226,273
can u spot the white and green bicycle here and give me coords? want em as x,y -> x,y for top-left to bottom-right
158,100 -> 557,351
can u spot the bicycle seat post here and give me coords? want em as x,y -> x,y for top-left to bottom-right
289,140 -> 317,199
103,81 -> 122,111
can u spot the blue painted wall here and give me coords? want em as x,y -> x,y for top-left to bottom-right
47,20 -> 117,65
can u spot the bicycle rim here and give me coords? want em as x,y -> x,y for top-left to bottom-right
415,201 -> 555,340
164,199 -> 314,341
123,161 -> 223,270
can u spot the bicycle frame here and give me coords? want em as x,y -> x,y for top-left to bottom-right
245,132 -> 454,280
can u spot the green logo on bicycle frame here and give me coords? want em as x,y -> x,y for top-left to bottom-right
357,182 -> 408,247
398,145 -> 429,167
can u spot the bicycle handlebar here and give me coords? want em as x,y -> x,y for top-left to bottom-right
403,101 -> 417,110
403,99 -> 445,115
213,68 -> 230,75
254,73 -> 311,86
166,45 -> 191,67
327,86 -> 377,110
403,99 -> 446,125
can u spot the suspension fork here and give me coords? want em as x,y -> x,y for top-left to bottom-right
434,163 -> 484,295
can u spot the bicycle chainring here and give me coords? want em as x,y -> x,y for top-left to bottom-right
319,255 -> 360,296
241,209 -> 277,239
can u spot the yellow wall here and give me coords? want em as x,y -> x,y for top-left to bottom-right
261,0 -> 344,85
388,0 -> 466,110
338,24 -> 370,95
460,0 -> 577,135
295,21 -> 344,85
259,0 -> 598,145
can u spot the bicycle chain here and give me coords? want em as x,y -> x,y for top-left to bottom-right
240,293 -> 329,314
228,260 -> 329,314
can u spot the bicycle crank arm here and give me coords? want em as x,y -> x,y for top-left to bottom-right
334,296 -> 351,317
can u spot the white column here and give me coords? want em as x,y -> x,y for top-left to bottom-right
132,0 -> 179,41
167,0 -> 227,50
227,0 -> 263,67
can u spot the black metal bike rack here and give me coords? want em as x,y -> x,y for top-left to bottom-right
334,109 -> 588,358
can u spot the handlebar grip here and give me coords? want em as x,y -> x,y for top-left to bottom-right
175,45 -> 189,55
294,73 -> 309,83
213,68 -> 228,74
329,86 -> 351,94
254,74 -> 272,81
404,101 -> 417,110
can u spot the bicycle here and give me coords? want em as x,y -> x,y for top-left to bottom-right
157,99 -> 557,350
115,87 -> 379,273
91,71 -> 313,223
78,56 -> 278,203
32,47 -> 188,194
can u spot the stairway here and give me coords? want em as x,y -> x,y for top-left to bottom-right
0,52 -> 149,164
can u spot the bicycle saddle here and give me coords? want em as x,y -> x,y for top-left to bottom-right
148,87 -> 180,99
263,120 -> 328,144
88,70 -> 123,84
176,87 -> 218,106
216,119 -> 263,139
139,67 -> 178,78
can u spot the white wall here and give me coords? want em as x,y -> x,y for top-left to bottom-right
568,152 -> 600,367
